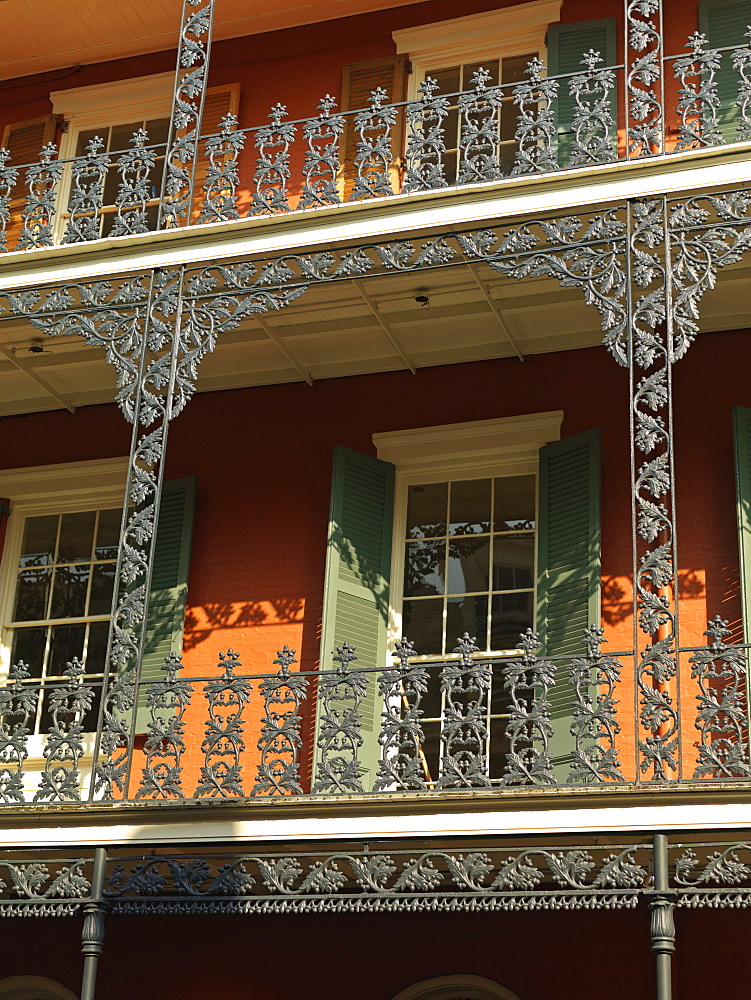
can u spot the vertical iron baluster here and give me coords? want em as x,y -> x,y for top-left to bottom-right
374,638 -> 429,791
674,32 -> 723,150
500,630 -> 556,786
626,0 -> 664,157
628,197 -> 680,781
18,142 -> 63,249
0,661 -> 37,803
62,135 -> 109,244
402,78 -> 450,193
194,649 -> 251,797
690,617 -> 751,778
312,642 -> 367,794
348,87 -> 397,201
511,56 -> 558,175
733,27 -> 751,141
458,68 -> 503,184
158,0 -> 215,229
436,634 -> 492,789
197,113 -> 243,224
111,128 -> 157,237
0,148 -> 18,252
34,658 -> 93,803
135,653 -> 191,799
569,50 -> 618,166
300,95 -> 344,209
250,104 -> 296,216
569,626 -> 624,783
253,645 -> 308,796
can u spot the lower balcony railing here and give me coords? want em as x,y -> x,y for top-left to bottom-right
2,29 -> 751,253
0,618 -> 748,805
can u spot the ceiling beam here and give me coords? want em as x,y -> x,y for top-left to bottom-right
354,281 -> 417,375
468,264 -> 525,362
254,315 -> 314,386
0,345 -> 76,413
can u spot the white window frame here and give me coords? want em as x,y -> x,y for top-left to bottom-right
392,0 -> 562,100
0,457 -> 128,767
373,410 -> 562,654
49,72 -> 174,242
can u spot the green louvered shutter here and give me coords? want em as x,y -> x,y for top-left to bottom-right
537,429 -> 600,778
137,477 -> 197,729
547,19 -> 617,167
700,0 -> 751,142
733,406 -> 751,637
314,446 -> 395,792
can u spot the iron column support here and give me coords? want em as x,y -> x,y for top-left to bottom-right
650,833 -> 676,1000
80,847 -> 108,1000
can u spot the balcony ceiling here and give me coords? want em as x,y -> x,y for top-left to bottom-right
0,257 -> 748,416
0,0 -> 428,82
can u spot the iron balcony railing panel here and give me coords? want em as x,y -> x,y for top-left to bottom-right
1,27 -> 750,254
0,617 -> 748,806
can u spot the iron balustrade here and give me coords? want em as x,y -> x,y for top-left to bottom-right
0,27 -> 750,252
0,618 -> 748,805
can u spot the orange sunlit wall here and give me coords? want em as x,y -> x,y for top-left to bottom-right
1,331 -> 750,787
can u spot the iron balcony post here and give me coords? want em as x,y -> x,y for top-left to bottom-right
80,847 -> 108,1000
650,833 -> 676,1000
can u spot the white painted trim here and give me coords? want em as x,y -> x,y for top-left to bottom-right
50,72 -> 173,127
0,978 -> 78,1000
4,797 -> 751,847
0,144 -> 749,293
376,412 -> 560,656
373,411 -> 563,474
394,1 -> 560,99
0,457 -> 128,499
391,976 -> 522,1000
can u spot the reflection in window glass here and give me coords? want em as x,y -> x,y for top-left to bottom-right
7,507 -> 121,735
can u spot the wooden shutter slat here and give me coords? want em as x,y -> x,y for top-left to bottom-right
137,477 -> 197,730
314,446 -> 395,791
0,115 -> 56,251
340,55 -> 407,201
547,19 -> 616,166
537,428 -> 600,777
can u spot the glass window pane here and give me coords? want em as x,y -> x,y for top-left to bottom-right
10,626 -> 47,679
494,475 -> 536,531
432,66 -> 461,95
447,536 -> 490,593
145,118 -> 170,146
47,623 -> 86,676
501,53 -> 536,85
492,534 -> 535,591
401,598 -> 443,655
422,719 -> 441,784
75,128 -> 103,157
89,562 -> 116,615
49,565 -> 90,619
110,122 -> 139,152
20,515 -> 58,567
490,592 -> 534,650
404,539 -> 445,597
102,166 -> 119,208
95,508 -> 121,560
449,478 -> 491,535
421,664 -> 443,719
406,483 -> 447,539
13,568 -> 52,622
488,716 -> 511,779
446,594 -> 489,650
85,621 -> 109,675
57,510 -> 95,563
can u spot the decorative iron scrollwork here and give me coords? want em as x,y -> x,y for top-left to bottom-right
512,57 -> 558,175
253,645 -> 307,796
111,128 -> 157,237
0,661 -> 36,803
34,658 -> 94,803
675,32 -> 723,150
348,87 -> 396,201
458,68 -> 503,184
626,0 -> 664,156
374,638 -> 429,791
569,50 -> 617,167
18,142 -> 63,249
250,104 -> 296,217
500,630 -> 555,786
0,148 -> 18,252
569,627 -> 624,783
136,653 -> 191,800
403,78 -> 450,193
197,113 -> 243,224
62,134 -> 109,244
300,95 -> 344,209
437,634 -> 492,789
195,649 -> 251,798
312,642 -> 367,794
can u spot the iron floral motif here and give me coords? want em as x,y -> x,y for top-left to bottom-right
253,646 -> 308,796
402,78 -> 450,193
18,142 -> 63,249
299,96 -> 345,209
568,50 -> 617,166
501,630 -> 555,786
436,634 -> 492,789
348,87 -> 397,201
195,649 -> 252,798
458,68 -> 503,184
34,658 -> 94,803
674,32 -> 723,150
0,148 -> 18,251
250,104 -> 296,217
512,57 -> 558,175
136,653 -> 192,799
111,128 -> 158,236
0,662 -> 37,803
312,642 -> 367,794
62,135 -> 109,244
374,639 -> 429,791
690,617 -> 751,779
625,0 -> 664,156
569,627 -> 624,783
198,113 -> 243,224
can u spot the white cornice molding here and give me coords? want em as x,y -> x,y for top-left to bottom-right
393,0 -> 562,67
0,457 -> 128,500
373,411 -> 563,474
51,71 -> 173,123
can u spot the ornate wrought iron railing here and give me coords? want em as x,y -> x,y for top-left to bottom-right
0,617 -> 748,806
1,27 -> 750,253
